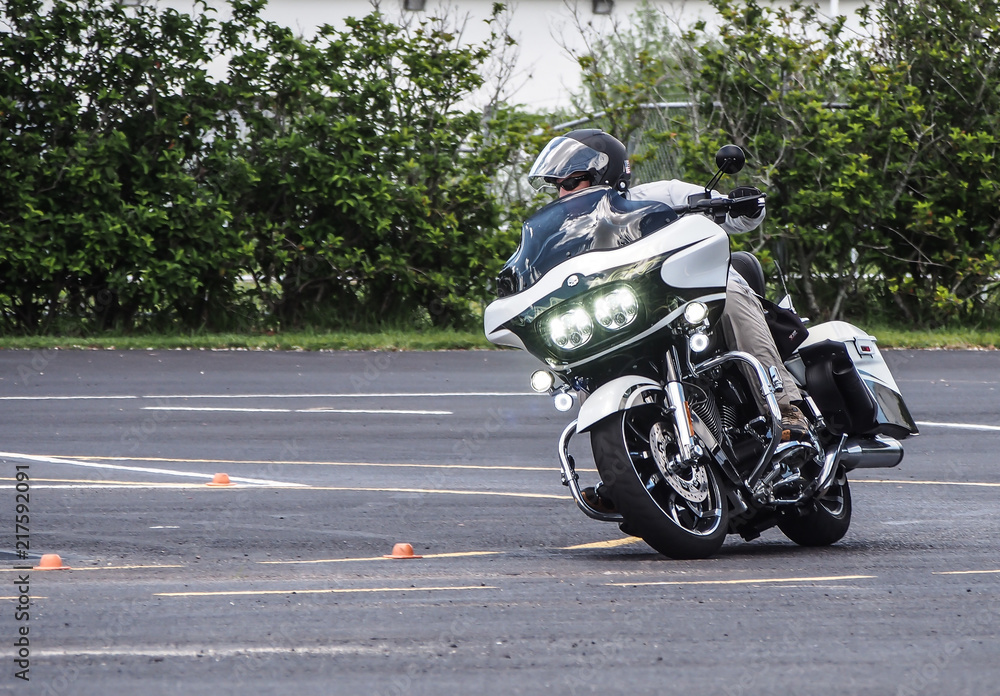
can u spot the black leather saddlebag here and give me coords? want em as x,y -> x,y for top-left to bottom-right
798,339 -> 879,435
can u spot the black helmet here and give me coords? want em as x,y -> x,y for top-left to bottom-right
527,129 -> 631,193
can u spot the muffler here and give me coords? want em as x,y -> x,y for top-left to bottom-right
839,435 -> 904,470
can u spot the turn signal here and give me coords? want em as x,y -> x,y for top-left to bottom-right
689,332 -> 710,353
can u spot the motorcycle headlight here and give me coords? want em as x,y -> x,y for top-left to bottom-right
594,287 -> 639,331
548,307 -> 594,350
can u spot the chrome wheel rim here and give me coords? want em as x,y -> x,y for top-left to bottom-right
624,411 -> 724,537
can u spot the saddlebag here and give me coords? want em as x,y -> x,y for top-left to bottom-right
793,323 -> 919,439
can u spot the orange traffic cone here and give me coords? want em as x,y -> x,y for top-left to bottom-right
34,553 -> 70,570
206,473 -> 236,487
383,543 -> 422,559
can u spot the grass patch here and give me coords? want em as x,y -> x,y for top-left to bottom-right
0,329 -> 496,351
864,324 -> 1000,350
0,325 -> 997,351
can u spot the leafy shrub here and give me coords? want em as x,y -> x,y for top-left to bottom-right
0,0 -> 256,332
0,0 -> 534,334
569,0 -> 1000,327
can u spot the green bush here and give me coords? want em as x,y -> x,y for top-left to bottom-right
1,0 -> 251,332
225,9 -> 535,329
0,0 -> 534,334
570,0 -> 1000,328
7,0 -> 997,335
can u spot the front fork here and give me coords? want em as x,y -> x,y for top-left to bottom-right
558,350 -> 714,523
664,347 -> 700,463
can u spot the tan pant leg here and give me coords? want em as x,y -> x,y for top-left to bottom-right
719,274 -> 802,408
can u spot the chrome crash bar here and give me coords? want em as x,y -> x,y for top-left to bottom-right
558,420 -> 624,523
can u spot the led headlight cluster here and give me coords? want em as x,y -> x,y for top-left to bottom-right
548,308 -> 594,349
545,286 -> 640,351
594,287 -> 639,330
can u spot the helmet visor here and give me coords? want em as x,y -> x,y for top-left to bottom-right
527,137 -> 609,191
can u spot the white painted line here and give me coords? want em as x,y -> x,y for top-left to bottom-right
0,395 -> 139,401
69,456 -> 553,472
300,485 -> 565,500
858,479 -> 1000,489
30,645 -> 385,659
0,391 -> 536,401
0,565 -> 184,573
608,574 -> 876,587
15,484 -> 208,490
916,420 -> 1000,432
142,406 -> 452,415
0,452 -> 304,487
146,392 -> 536,399
259,550 -> 500,565
157,585 -> 497,598
305,408 -> 451,415
149,407 -> 292,413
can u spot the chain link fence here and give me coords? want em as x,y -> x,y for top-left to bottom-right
550,102 -> 701,185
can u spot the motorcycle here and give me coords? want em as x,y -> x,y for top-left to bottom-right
484,145 -> 919,559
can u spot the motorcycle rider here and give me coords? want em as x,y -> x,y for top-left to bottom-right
527,129 -> 810,509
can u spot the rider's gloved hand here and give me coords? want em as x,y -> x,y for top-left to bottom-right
728,186 -> 765,218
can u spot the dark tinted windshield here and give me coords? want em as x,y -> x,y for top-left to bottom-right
496,188 -> 677,297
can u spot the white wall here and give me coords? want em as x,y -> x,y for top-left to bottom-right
162,0 -> 868,111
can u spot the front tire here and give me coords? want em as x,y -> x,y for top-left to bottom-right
591,408 -> 728,560
777,470 -> 852,546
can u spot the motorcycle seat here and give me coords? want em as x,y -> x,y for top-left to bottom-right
730,250 -> 766,297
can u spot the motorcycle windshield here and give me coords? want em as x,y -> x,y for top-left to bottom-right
497,187 -> 678,296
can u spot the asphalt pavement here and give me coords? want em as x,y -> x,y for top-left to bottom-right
1,348 -> 998,695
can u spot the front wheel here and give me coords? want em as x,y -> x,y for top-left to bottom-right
777,470 -> 852,546
591,408 -> 728,560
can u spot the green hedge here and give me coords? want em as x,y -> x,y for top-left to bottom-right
5,0 -> 999,335
1,0 -> 535,334
574,0 -> 1000,328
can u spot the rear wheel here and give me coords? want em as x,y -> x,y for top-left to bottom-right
777,469 -> 852,546
591,408 -> 728,560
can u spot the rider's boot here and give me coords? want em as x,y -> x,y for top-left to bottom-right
780,403 -> 810,442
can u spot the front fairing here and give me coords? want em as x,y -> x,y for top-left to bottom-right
485,189 -> 732,375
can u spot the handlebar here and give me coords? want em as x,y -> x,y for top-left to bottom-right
671,191 -> 766,223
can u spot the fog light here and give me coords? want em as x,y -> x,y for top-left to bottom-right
554,392 -> 576,412
683,301 -> 709,325
689,332 -> 710,353
530,370 -> 555,393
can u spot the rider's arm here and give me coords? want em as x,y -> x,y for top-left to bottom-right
629,179 -> 766,235
723,205 -> 765,235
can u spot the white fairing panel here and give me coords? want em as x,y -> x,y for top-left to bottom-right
485,328 -> 526,350
483,215 -> 728,340
799,321 -> 901,392
659,225 -> 730,290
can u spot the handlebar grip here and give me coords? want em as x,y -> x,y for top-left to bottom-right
672,192 -> 766,219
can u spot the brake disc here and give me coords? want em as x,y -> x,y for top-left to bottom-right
649,421 -> 709,503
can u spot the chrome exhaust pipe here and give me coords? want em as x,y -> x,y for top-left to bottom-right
840,435 -> 904,470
